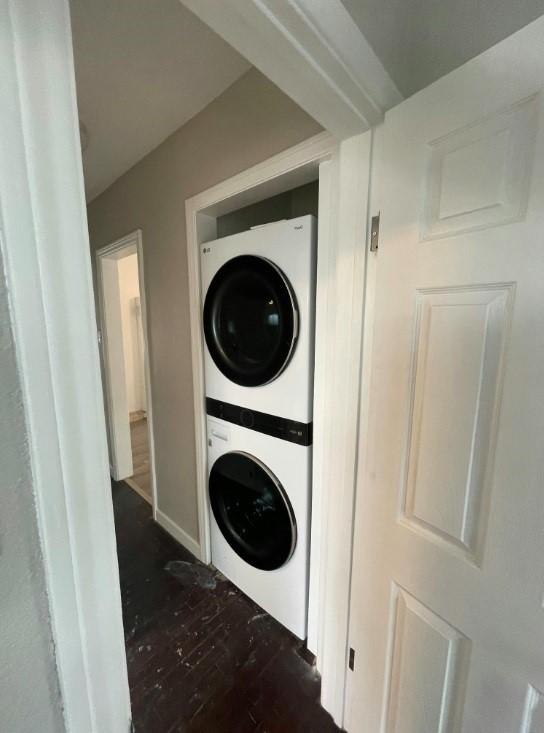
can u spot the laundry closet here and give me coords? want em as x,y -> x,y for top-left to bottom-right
200,181 -> 319,639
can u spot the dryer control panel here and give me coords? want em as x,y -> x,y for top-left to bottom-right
206,397 -> 312,446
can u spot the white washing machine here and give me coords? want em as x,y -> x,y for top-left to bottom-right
201,215 -> 317,424
207,414 -> 311,639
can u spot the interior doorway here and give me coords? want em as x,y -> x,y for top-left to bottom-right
96,231 -> 156,506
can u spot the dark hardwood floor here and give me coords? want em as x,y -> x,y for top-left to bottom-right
112,480 -> 342,732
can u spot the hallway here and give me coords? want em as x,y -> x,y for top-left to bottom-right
112,480 -> 341,732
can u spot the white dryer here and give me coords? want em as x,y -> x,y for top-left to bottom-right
207,413 -> 311,639
201,215 -> 316,424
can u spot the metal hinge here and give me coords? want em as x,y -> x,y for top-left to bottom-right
370,212 -> 380,252
348,647 -> 355,671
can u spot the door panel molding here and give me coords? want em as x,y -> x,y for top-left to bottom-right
398,283 -> 514,565
422,95 -> 538,240
382,585 -> 471,733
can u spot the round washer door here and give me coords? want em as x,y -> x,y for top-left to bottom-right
209,451 -> 297,571
203,254 -> 298,387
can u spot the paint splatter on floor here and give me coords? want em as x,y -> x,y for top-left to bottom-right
165,559 -> 222,590
112,479 -> 341,732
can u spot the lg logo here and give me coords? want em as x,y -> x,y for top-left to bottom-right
202,247 -> 211,254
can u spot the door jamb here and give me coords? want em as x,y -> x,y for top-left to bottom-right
0,1 -> 131,729
96,230 -> 158,511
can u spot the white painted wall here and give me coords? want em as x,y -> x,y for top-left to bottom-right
0,250 -> 64,733
118,253 -> 146,414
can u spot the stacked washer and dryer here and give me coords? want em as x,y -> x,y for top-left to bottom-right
201,214 -> 316,639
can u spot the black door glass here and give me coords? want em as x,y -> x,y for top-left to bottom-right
203,255 -> 297,387
209,452 -> 296,571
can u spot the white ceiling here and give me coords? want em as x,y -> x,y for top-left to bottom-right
341,0 -> 544,97
70,0 -> 250,201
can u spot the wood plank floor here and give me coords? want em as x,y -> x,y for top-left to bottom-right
112,480 -> 342,732
129,417 -> 151,502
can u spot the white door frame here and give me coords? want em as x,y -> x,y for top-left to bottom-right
96,230 -> 158,508
96,243 -> 134,481
185,130 -> 372,723
0,1 -> 131,730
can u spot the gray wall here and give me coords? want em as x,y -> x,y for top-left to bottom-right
87,69 -> 321,543
0,252 -> 64,732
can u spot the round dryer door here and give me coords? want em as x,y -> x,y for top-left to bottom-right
209,451 -> 297,571
203,255 -> 298,387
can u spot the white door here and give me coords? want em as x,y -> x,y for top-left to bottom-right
346,18 -> 544,733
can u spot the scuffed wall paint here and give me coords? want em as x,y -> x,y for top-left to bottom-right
0,246 -> 64,732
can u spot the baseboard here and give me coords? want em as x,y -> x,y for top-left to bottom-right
155,508 -> 202,560
124,477 -> 152,506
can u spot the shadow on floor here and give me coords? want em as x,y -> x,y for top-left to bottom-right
112,480 -> 342,732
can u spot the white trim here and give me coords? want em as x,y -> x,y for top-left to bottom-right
185,130 -> 371,726
156,509 -> 202,560
179,0 -> 402,139
188,131 -> 336,214
306,155 -> 335,657
96,249 -> 134,480
0,1 -> 130,731
318,132 -> 373,723
186,209 -> 215,565
95,230 -> 159,513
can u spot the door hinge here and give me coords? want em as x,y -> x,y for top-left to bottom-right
370,212 -> 380,252
348,647 -> 355,671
